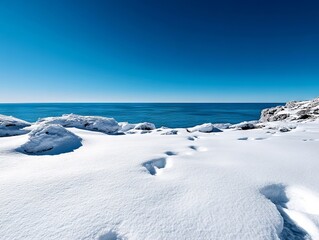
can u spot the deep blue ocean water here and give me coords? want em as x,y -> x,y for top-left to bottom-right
0,103 -> 282,128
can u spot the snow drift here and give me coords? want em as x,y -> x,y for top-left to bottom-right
18,124 -> 82,155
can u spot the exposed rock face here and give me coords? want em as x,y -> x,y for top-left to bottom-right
260,97 -> 319,122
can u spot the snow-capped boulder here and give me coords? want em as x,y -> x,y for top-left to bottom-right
134,122 -> 156,130
18,124 -> 82,155
0,114 -> 31,137
212,123 -> 232,129
37,114 -> 120,134
187,123 -> 222,133
230,121 -> 258,130
260,97 -> 319,122
118,122 -> 136,132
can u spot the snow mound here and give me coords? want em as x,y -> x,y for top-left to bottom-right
18,124 -> 82,155
0,114 -> 31,137
37,114 -> 120,134
187,123 -> 222,133
260,97 -> 319,122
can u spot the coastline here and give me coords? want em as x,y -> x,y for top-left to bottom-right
0,98 -> 319,239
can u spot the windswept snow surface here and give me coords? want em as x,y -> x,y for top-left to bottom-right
1,107 -> 319,239
0,114 -> 31,137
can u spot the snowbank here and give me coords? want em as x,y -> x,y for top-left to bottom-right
18,124 -> 82,155
187,123 -> 222,133
0,114 -> 31,137
260,97 -> 319,122
37,114 -> 120,134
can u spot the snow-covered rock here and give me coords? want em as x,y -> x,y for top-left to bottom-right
230,121 -> 259,130
0,114 -> 31,137
260,97 -> 319,122
37,114 -> 120,134
134,122 -> 156,130
118,122 -> 136,132
212,123 -> 232,129
161,129 -> 178,135
18,124 -> 82,155
187,123 -> 222,133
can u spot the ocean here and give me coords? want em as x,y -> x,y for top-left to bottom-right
0,103 -> 282,128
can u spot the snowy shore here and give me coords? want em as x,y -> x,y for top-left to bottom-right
0,98 -> 319,240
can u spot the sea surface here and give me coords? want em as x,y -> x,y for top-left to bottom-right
0,103 -> 282,128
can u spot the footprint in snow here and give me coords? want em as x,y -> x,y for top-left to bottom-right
143,151 -> 180,176
251,137 -> 266,140
189,145 -> 208,152
237,137 -> 266,141
164,151 -> 178,156
143,158 -> 167,176
260,184 -> 319,240
97,230 -> 126,240
238,137 -> 248,141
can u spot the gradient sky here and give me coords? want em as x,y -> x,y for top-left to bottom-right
0,0 -> 318,102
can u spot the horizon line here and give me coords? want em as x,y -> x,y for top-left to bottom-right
0,101 -> 285,104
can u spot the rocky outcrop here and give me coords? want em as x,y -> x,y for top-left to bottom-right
260,97 -> 319,122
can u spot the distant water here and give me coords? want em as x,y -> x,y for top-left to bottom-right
0,103 -> 282,128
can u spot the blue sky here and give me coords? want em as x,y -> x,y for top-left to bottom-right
0,0 -> 318,102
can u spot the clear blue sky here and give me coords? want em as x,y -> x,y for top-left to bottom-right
0,0 -> 318,102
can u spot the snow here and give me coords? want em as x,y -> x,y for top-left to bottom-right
0,114 -> 31,137
37,114 -> 120,134
1,99 -> 319,239
17,124 -> 82,155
